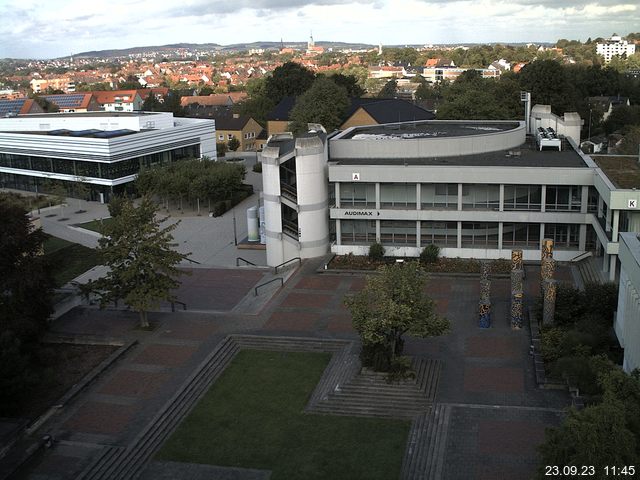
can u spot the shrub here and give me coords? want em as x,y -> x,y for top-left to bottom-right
420,244 -> 440,265
368,242 -> 385,261
387,356 -> 416,383
252,162 -> 262,173
540,327 -> 569,364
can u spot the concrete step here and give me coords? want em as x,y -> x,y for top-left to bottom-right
75,446 -> 125,480
311,404 -> 423,419
400,404 -> 452,480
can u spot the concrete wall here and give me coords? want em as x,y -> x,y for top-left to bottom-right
615,233 -> 640,372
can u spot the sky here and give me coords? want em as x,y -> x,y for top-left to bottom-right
0,0 -> 638,59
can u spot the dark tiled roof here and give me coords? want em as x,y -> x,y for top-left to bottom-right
353,99 -> 435,124
214,115 -> 252,130
266,96 -> 435,124
266,96 -> 296,121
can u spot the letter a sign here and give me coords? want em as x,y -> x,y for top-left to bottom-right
629,199 -> 638,209
352,173 -> 360,181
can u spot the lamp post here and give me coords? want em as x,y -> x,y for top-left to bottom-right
588,108 -> 592,141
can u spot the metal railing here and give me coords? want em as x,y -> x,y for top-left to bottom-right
569,251 -> 593,263
254,277 -> 283,296
274,257 -> 301,274
236,257 -> 257,267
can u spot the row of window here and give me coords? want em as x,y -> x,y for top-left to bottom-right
0,146 -> 199,180
339,220 -> 583,249
336,183 -> 598,213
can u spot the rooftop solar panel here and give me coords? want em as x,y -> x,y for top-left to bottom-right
93,129 -> 136,138
0,98 -> 27,116
70,129 -> 102,137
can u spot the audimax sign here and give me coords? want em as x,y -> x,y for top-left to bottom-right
344,210 -> 380,216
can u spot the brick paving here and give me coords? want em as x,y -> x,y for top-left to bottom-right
16,260 -> 575,480
133,344 -> 198,367
98,370 -> 171,398
64,402 -> 138,436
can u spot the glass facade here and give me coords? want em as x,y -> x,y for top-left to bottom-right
340,183 -> 376,208
502,223 -> 540,248
0,144 -> 199,181
461,222 -> 499,248
545,186 -> 582,211
380,220 -> 416,245
503,185 -> 542,211
545,223 -> 580,249
421,221 -> 458,247
380,183 -> 416,209
461,184 -> 500,210
340,219 -> 376,245
421,184 -> 457,209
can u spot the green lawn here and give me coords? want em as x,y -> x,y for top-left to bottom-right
44,236 -> 101,287
75,217 -> 115,234
157,350 -> 410,480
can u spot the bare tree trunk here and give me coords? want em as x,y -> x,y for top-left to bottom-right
197,197 -> 200,215
139,310 -> 149,328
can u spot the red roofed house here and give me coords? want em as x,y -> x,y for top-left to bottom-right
91,90 -> 144,112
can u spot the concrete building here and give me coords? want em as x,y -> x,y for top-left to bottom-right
260,107 -> 640,277
597,35 -> 636,64
0,111 -> 215,201
260,127 -> 330,267
615,232 -> 640,373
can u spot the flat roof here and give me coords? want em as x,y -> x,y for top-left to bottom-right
341,121 -> 520,140
15,111 -> 162,118
330,138 -> 588,168
592,155 -> 640,189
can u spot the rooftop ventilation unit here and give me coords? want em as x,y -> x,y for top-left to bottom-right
536,127 -> 562,151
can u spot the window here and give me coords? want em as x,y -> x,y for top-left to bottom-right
461,184 -> 500,210
546,186 -> 582,211
339,183 -> 375,208
421,221 -> 457,247
503,185 -> 542,211
218,134 -> 224,140
380,183 -> 416,209
502,223 -> 540,248
380,220 -> 416,245
421,183 -> 457,209
545,224 -> 580,249
341,220 -> 376,245
461,222 -> 499,248
227,134 -> 233,140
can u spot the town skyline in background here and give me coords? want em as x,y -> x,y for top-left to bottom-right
1,0 -> 639,59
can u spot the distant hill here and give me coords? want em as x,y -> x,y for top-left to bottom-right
71,41 -> 377,59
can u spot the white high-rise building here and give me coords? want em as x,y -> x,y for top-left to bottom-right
597,35 -> 636,63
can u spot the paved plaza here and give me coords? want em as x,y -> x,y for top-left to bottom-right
2,177 -> 576,480
6,256 -> 573,480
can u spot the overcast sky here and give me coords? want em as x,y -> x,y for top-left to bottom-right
1,0 -> 638,59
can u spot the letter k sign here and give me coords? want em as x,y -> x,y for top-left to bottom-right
629,199 -> 638,209
352,173 -> 360,181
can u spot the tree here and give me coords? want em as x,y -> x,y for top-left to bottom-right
537,400 -> 638,478
518,60 -> 577,115
344,262 -> 450,371
327,73 -> 365,97
618,126 -> 640,155
84,197 -> 190,328
0,199 -> 53,414
228,137 -> 241,152
141,93 -> 162,111
377,79 -> 398,98
73,177 -> 90,212
288,77 -> 349,134
264,62 -> 315,103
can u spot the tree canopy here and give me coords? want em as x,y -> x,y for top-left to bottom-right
84,197 -> 190,328
288,77 -> 349,134
0,199 -> 54,414
345,262 -> 449,371
264,62 -> 316,104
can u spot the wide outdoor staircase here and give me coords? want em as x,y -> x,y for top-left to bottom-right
400,404 -> 452,480
75,335 -> 351,480
576,256 -> 606,286
309,358 -> 442,419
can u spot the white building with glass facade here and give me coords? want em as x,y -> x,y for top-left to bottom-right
261,110 -> 640,281
0,111 -> 216,201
